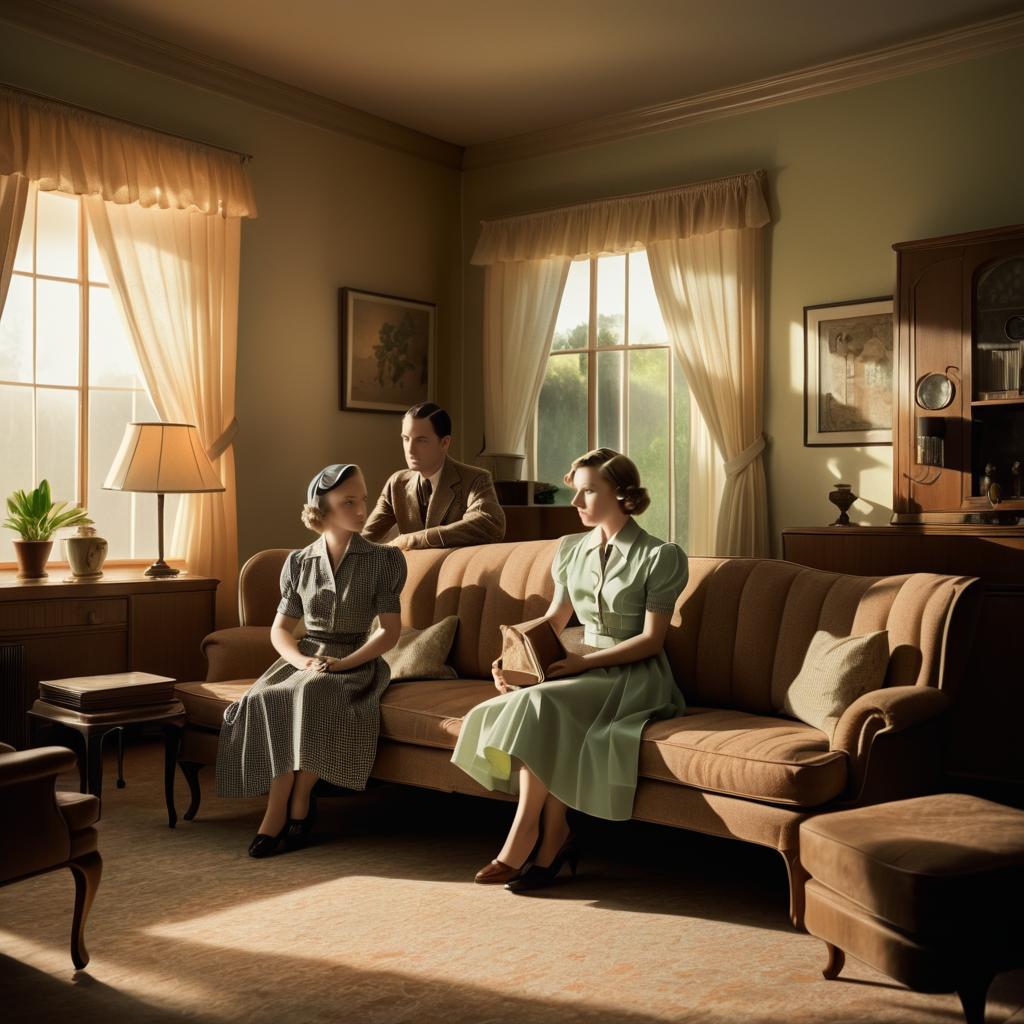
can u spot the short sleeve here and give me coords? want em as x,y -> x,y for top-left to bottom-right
645,543 -> 688,614
374,547 -> 408,615
550,534 -> 574,605
276,551 -> 303,618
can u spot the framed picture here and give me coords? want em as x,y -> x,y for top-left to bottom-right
804,296 -> 894,447
339,288 -> 436,413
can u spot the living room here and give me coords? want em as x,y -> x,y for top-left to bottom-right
1,2 -> 1023,1022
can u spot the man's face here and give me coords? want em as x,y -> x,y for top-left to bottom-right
401,415 -> 450,476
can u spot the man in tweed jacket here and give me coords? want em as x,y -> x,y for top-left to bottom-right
362,403 -> 506,550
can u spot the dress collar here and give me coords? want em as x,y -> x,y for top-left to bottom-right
582,516 -> 643,557
300,532 -> 372,564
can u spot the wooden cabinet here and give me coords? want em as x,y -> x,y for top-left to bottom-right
893,224 -> 1024,522
0,570 -> 217,748
500,504 -> 585,542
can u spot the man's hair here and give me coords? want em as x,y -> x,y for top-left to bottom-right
405,402 -> 452,440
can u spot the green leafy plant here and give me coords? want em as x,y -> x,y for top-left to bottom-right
3,479 -> 93,541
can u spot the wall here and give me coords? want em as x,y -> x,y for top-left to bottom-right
0,23 -> 461,564
460,45 -> 1024,551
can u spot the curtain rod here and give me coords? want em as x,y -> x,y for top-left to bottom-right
1,82 -> 254,163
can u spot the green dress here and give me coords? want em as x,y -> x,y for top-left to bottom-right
450,517 -> 688,821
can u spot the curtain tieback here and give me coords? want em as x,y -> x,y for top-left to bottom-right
207,418 -> 239,461
724,434 -> 765,477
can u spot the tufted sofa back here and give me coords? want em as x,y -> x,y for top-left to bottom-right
237,541 -> 978,714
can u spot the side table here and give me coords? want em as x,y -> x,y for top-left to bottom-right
29,697 -> 186,828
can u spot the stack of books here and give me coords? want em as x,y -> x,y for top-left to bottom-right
38,672 -> 176,713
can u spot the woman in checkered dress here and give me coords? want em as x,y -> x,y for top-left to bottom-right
215,464 -> 407,857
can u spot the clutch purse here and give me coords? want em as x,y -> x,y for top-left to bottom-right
497,617 -> 568,688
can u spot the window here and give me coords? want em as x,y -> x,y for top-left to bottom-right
0,188 -> 179,562
533,250 -> 689,544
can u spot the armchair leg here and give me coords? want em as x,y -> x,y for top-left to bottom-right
68,851 -> 102,970
822,942 -> 845,980
164,726 -> 183,828
780,847 -> 809,929
957,971 -> 994,1024
180,761 -> 203,821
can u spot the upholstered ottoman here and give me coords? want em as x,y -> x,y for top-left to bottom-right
801,794 -> 1024,1024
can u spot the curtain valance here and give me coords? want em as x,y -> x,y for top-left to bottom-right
0,87 -> 257,218
471,170 -> 768,265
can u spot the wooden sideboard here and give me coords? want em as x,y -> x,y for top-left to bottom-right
0,570 -> 217,748
501,504 -> 585,542
782,526 -> 1024,799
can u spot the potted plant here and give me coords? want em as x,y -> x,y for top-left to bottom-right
4,480 -> 93,580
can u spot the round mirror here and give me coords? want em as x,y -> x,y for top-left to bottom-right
915,372 -> 955,411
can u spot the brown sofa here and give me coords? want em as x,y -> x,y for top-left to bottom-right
174,541 -> 979,926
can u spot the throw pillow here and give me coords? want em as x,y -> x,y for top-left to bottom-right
383,615 -> 459,682
782,629 -> 890,738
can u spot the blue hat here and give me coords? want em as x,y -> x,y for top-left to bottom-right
307,464 -> 358,505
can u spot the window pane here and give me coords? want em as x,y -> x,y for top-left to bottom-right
35,387 -> 78,507
0,275 -> 33,383
628,250 -> 666,346
36,278 -> 79,385
86,218 -> 109,285
628,348 -> 670,541
673,356 -> 691,548
36,190 -> 79,279
87,389 -> 134,559
596,254 -> 625,346
552,259 -> 589,351
0,385 -> 34,547
13,189 -> 35,273
133,389 -> 181,559
89,286 -> 142,387
596,349 -> 622,450
537,352 -> 588,504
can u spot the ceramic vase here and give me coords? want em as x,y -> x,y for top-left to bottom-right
64,525 -> 108,579
828,483 -> 858,527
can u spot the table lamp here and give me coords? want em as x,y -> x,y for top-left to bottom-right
104,422 -> 225,577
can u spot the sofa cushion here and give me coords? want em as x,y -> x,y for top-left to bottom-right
383,615 -> 459,682
380,679 -> 492,749
56,791 -> 100,832
638,707 -> 848,807
800,794 -> 1024,938
176,680 -> 254,730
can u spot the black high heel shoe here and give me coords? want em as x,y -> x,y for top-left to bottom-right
505,835 -> 579,893
248,823 -> 287,859
284,794 -> 318,848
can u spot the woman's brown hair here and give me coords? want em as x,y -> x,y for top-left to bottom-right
563,448 -> 650,516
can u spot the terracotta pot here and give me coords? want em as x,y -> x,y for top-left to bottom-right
13,539 -> 54,580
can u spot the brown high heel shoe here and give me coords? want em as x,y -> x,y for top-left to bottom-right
475,858 -> 527,884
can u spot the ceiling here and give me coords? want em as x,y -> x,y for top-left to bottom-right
65,0 -> 1024,147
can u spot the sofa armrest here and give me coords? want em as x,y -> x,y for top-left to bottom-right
201,626 -> 277,682
0,746 -> 77,787
832,685 -> 950,803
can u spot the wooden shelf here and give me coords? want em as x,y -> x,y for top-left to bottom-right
971,396 -> 1024,408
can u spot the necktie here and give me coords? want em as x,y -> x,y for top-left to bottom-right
418,478 -> 432,523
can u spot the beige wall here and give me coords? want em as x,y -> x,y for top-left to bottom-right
0,24 -> 461,566
461,45 -> 1024,551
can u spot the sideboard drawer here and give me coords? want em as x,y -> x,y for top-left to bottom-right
0,597 -> 129,634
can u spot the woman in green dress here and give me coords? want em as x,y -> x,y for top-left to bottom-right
451,447 -> 688,892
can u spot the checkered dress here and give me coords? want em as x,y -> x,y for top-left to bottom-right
215,534 -> 407,798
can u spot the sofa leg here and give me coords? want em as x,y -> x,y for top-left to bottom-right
957,971 -> 994,1024
780,847 -> 808,929
179,761 -> 203,821
68,851 -> 102,970
822,942 -> 845,980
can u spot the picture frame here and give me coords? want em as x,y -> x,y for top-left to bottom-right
339,288 -> 436,414
804,296 -> 894,447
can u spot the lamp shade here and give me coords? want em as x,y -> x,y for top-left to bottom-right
104,422 -> 225,493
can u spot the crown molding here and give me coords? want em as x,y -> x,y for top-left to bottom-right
463,11 -> 1024,170
0,0 -> 463,170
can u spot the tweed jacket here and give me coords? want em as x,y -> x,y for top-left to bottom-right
362,456 -> 505,549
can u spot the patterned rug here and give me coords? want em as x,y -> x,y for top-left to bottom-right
1,740 -> 1021,1024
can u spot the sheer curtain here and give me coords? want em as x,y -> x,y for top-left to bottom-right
85,198 -> 241,626
0,174 -> 29,315
481,257 -> 570,465
471,171 -> 770,554
648,228 -> 769,556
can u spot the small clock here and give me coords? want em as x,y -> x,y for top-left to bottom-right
1005,314 -> 1024,341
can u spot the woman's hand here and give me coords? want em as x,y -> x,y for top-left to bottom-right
546,652 -> 588,679
322,656 -> 349,672
492,658 -> 512,694
294,655 -> 326,671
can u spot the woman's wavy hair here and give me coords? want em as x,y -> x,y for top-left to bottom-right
300,464 -> 360,534
563,448 -> 650,516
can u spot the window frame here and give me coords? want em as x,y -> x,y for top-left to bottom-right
529,251 -> 682,541
0,189 -> 175,570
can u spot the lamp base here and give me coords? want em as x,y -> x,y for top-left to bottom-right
145,559 -> 180,578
